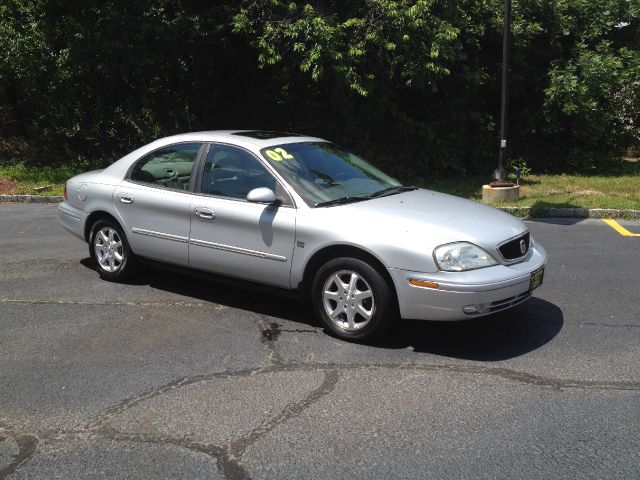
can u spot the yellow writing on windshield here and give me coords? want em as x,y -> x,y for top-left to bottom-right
265,148 -> 294,162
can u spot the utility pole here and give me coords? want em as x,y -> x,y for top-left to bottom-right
495,0 -> 511,184
482,0 -> 519,201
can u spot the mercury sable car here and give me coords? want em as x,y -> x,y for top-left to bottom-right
59,130 -> 546,341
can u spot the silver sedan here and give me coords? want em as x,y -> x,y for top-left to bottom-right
58,130 -> 546,341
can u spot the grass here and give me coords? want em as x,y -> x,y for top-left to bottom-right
1,157 -> 639,211
0,163 -> 85,196
418,158 -> 640,211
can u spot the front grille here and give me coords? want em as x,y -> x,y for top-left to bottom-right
499,232 -> 530,261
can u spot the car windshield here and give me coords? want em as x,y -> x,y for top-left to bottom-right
260,142 -> 403,206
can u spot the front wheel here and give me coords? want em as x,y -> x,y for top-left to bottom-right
88,219 -> 137,281
311,257 -> 397,341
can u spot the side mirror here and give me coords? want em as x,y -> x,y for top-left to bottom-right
246,187 -> 279,204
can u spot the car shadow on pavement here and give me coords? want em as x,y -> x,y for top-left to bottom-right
378,298 -> 564,361
81,258 -> 563,361
525,216 -> 587,226
79,258 -> 315,323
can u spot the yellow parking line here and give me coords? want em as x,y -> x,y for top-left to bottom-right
603,219 -> 640,237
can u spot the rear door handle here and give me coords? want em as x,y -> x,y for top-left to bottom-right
194,207 -> 215,220
119,194 -> 134,204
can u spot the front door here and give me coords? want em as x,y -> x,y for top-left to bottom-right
188,144 -> 296,288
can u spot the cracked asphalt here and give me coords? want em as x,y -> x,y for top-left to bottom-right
1,204 -> 639,479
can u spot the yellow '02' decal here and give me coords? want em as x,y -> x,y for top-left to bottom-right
265,148 -> 294,162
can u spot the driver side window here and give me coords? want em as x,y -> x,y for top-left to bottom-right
201,145 -> 290,205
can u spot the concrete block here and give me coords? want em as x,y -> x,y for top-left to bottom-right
481,184 -> 520,202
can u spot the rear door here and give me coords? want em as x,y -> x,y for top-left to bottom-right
114,142 -> 204,266
188,143 -> 296,288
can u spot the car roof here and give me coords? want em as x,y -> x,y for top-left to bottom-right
101,130 -> 326,182
153,130 -> 326,150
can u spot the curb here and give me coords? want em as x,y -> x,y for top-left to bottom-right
1,194 -> 639,219
497,206 -> 640,220
0,194 -> 64,203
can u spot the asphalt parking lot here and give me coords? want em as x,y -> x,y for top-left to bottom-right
1,204 -> 639,479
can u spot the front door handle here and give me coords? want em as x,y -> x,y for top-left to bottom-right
119,194 -> 134,204
194,207 -> 215,220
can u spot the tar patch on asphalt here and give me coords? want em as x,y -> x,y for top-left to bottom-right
260,322 -> 282,342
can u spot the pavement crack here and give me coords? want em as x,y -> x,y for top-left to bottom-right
279,362 -> 640,393
99,427 -> 224,458
0,258 -> 79,275
280,328 -> 319,334
0,424 -> 38,480
84,367 -> 266,431
300,362 -> 640,393
84,368 -> 340,480
581,322 -> 640,329
227,369 -> 340,475
96,427 -> 250,479
0,298 -> 210,308
425,363 -> 640,392
85,359 -> 640,434
85,358 -> 640,435
3,359 -> 638,480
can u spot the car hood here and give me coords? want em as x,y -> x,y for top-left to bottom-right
322,188 -> 526,250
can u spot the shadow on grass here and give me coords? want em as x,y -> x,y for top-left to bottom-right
588,157 -> 640,177
82,258 -> 562,361
515,177 -> 541,186
418,175 -> 485,199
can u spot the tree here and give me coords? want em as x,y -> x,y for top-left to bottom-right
1,0 -> 638,174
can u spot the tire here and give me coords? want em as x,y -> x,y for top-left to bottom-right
311,257 -> 397,341
88,218 -> 137,281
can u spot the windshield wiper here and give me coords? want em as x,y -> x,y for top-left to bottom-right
367,185 -> 418,198
314,186 -> 418,207
314,196 -> 369,207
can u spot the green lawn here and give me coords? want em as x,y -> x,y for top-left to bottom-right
2,158 -> 639,211
0,163 -> 82,196
418,158 -> 640,210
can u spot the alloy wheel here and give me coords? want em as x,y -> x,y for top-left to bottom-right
322,270 -> 375,331
93,227 -> 125,273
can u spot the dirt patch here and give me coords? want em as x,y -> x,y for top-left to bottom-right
573,189 -> 605,196
0,176 -> 18,195
541,189 -> 564,195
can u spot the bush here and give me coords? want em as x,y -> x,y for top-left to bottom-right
0,0 -> 638,175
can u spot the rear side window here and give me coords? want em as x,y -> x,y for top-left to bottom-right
130,143 -> 202,190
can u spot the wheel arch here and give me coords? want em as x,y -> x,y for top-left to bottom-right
300,244 -> 397,300
84,210 -> 124,242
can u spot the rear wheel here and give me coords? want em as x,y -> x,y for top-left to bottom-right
88,219 -> 137,281
311,257 -> 396,341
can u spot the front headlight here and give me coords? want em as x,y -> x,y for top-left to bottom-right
433,242 -> 498,271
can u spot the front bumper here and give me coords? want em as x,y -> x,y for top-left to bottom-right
389,244 -> 547,321
58,202 -> 88,241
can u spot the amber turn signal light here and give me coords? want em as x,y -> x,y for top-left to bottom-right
408,279 -> 439,289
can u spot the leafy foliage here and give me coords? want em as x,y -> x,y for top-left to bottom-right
233,1 -> 462,95
0,0 -> 638,175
